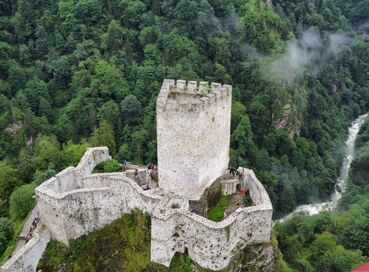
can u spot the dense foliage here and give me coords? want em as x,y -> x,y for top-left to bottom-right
0,218 -> 12,257
1,0 -> 369,268
276,116 -> 369,271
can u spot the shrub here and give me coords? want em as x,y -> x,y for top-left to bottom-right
94,159 -> 121,173
0,217 -> 13,256
33,167 -> 56,186
9,184 -> 36,221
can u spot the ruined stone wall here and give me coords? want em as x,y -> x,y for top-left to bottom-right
240,168 -> 271,206
75,147 -> 111,176
0,226 -> 50,272
189,176 -> 223,217
151,207 -> 272,271
157,79 -> 232,200
35,147 -> 272,271
151,168 -> 273,271
17,146 -> 272,272
35,147 -> 163,245
36,175 -> 162,245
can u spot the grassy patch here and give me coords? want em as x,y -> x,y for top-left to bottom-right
164,253 -> 193,272
36,241 -> 70,270
38,210 -> 152,271
207,191 -> 228,222
225,225 -> 231,241
37,210 -> 206,272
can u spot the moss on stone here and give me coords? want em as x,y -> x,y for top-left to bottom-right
207,191 -> 228,222
225,225 -> 230,241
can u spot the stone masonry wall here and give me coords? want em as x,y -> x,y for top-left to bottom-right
35,147 -> 272,271
151,167 -> 273,271
35,147 -> 163,245
157,79 -> 232,200
75,146 -> 111,176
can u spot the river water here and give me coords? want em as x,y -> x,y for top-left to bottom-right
279,113 -> 368,222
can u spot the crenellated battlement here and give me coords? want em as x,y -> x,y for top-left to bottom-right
156,79 -> 232,113
157,79 -> 232,200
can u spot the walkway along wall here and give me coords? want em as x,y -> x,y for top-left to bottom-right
0,226 -> 50,272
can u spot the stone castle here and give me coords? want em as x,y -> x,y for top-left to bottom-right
157,80 -> 232,199
1,80 -> 273,272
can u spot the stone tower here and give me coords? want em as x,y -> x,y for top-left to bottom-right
156,79 -> 232,200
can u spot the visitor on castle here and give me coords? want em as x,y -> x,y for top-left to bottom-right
26,225 -> 35,242
35,211 -> 40,221
228,166 -> 237,177
228,166 -> 242,178
148,164 -> 158,182
32,218 -> 37,228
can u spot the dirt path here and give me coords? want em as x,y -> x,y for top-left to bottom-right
13,207 -> 39,254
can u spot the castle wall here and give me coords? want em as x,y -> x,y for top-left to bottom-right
151,168 -> 273,271
75,147 -> 111,177
35,148 -> 163,245
157,80 -> 232,200
222,180 -> 239,195
37,175 -> 162,245
55,167 -> 76,192
29,152 -> 272,272
0,227 -> 50,272
152,207 -> 272,270
125,169 -> 148,187
36,188 -> 70,244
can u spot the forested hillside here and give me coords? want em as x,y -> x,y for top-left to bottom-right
276,117 -> 369,271
1,0 -> 369,268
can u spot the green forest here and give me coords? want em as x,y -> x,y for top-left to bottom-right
276,117 -> 369,271
1,0 -> 369,270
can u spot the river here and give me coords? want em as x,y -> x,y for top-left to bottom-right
279,113 -> 368,222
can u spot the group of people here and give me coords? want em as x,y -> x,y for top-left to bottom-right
122,159 -> 129,166
25,212 -> 40,242
228,166 -> 242,178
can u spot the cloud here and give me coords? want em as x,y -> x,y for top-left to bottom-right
328,33 -> 351,53
267,30 -> 352,83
